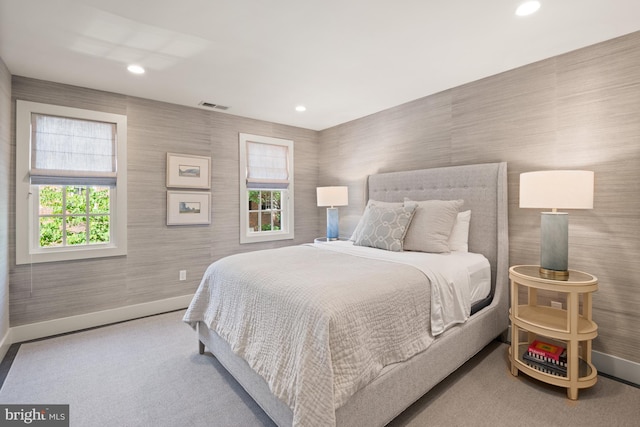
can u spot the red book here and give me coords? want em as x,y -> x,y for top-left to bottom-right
527,340 -> 565,362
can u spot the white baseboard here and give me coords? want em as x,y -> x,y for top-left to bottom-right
0,328 -> 11,362
9,294 -> 194,344
592,350 -> 640,386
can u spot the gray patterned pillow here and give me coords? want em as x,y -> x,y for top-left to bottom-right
349,200 -> 404,241
354,204 -> 416,251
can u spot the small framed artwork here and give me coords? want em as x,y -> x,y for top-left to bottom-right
167,191 -> 211,225
166,153 -> 211,189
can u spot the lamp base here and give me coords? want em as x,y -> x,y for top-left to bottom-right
539,267 -> 569,281
540,212 -> 568,273
326,207 -> 339,240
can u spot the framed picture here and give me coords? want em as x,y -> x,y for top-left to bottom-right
167,191 -> 211,225
166,153 -> 211,189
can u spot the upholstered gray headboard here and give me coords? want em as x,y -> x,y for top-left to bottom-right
367,162 -> 509,300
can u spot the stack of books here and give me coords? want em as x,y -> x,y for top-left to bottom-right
523,339 -> 567,377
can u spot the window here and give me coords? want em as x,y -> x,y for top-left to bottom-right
239,133 -> 294,243
16,101 -> 127,264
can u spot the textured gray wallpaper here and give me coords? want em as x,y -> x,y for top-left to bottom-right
9,77 -> 319,326
318,31 -> 640,364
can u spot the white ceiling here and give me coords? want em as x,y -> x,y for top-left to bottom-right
1,1 -> 639,131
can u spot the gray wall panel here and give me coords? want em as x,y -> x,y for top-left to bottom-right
9,77 -> 319,326
318,31 -> 640,363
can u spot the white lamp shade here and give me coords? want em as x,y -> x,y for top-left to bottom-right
317,186 -> 348,207
519,170 -> 594,210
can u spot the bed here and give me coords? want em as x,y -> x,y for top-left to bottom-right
184,162 -> 509,427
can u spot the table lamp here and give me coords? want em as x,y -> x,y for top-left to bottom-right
316,186 -> 348,240
519,170 -> 594,279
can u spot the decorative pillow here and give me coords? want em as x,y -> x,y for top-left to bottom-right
354,204 -> 416,252
349,200 -> 404,241
402,198 -> 464,253
448,210 -> 471,252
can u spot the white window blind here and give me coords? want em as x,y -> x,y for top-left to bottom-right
246,141 -> 289,189
30,113 -> 117,186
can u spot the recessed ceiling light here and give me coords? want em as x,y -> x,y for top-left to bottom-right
295,105 -> 306,112
516,1 -> 541,16
127,64 -> 145,74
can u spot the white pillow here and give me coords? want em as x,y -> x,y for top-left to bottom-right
349,200 -> 404,241
448,210 -> 471,252
402,198 -> 464,253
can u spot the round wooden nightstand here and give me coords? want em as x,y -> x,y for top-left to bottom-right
508,265 -> 598,400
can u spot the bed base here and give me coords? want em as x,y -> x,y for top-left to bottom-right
197,301 -> 506,426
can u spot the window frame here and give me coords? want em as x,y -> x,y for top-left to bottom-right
15,100 -> 127,264
239,133 -> 294,244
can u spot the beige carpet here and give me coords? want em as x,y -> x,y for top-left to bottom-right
389,341 -> 640,426
0,310 -> 275,427
1,310 -> 638,426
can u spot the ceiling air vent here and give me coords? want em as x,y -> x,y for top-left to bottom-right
199,101 -> 230,110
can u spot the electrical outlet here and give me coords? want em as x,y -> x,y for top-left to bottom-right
550,301 -> 562,309
179,270 -> 187,281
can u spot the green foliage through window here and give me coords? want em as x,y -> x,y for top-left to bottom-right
247,190 -> 283,232
38,185 -> 111,248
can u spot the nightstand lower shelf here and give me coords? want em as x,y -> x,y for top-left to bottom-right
510,343 -> 597,400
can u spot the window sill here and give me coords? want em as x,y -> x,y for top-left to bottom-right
16,244 -> 127,265
240,231 -> 294,244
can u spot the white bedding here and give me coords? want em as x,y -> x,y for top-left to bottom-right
314,240 -> 491,333
183,243 -> 490,426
